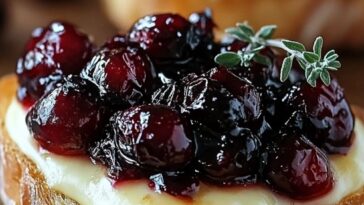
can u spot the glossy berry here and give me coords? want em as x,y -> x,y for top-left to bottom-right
26,76 -> 102,155
196,129 -> 262,185
152,39 -> 219,84
283,78 -> 354,154
16,21 -> 94,106
265,131 -> 333,200
255,56 -> 306,131
151,82 -> 183,107
102,34 -> 128,50
128,14 -> 196,59
89,126 -> 117,167
81,47 -> 155,107
24,27 -> 46,51
112,105 -> 195,170
189,9 -> 216,47
89,122 -> 149,180
127,13 -> 217,84
90,121 -> 198,197
16,71 -> 63,108
183,68 -> 261,133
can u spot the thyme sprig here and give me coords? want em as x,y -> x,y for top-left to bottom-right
214,22 -> 341,87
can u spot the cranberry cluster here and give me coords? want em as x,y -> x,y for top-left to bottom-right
21,11 -> 354,200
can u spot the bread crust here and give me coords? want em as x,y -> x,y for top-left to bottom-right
0,74 -> 363,205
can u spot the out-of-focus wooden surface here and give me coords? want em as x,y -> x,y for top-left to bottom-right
0,0 -> 362,107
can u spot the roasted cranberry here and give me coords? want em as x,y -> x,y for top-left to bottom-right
189,9 -> 216,52
16,21 -> 94,106
151,74 -> 197,110
89,122 -> 149,180
151,82 -> 183,107
128,14 -> 196,59
196,128 -> 262,185
112,105 -> 195,170
154,46 -> 219,84
283,78 -> 354,154
24,27 -> 46,51
26,76 -> 102,155
127,13 -> 218,83
16,71 -> 63,108
184,68 -> 261,131
208,67 -> 262,110
81,47 -> 155,107
217,53 -> 302,132
191,82 -> 244,133
189,9 -> 215,41
265,130 -> 333,200
102,34 -> 128,50
89,125 -> 116,167
90,114 -> 198,196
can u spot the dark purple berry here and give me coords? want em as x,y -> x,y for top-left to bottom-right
112,105 -> 195,170
196,129 -> 262,185
102,34 -> 128,50
189,9 -> 216,52
189,9 -> 215,41
127,14 -> 195,59
283,78 -> 354,154
16,21 -> 94,107
183,68 -> 261,132
265,131 -> 333,200
127,13 -> 219,83
89,121 -> 149,181
81,47 -> 155,107
151,82 -> 183,107
26,76 -> 103,155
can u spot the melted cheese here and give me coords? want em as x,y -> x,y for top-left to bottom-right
5,99 -> 364,205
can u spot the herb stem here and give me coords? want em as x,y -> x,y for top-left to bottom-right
265,39 -> 304,59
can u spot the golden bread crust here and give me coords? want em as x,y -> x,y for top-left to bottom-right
0,74 -> 363,205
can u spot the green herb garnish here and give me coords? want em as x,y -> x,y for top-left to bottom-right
214,22 -> 341,87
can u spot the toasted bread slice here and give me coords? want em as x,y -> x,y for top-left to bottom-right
0,74 -> 363,205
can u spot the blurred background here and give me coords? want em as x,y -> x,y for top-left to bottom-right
0,0 -> 363,106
